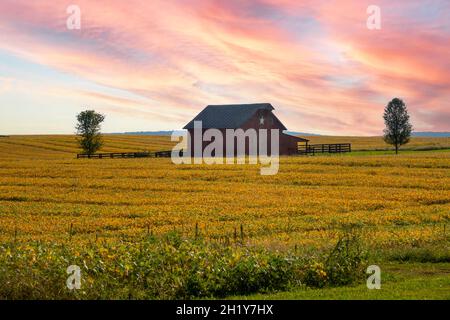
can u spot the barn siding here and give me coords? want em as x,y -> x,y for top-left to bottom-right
187,110 -> 303,156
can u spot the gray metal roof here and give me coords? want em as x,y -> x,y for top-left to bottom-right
183,103 -> 277,129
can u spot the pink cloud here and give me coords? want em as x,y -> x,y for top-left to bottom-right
0,0 -> 448,134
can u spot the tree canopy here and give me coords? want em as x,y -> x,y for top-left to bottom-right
383,98 -> 412,154
76,110 -> 105,155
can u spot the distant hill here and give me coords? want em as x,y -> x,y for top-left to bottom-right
111,130 -> 321,136
111,131 -> 185,136
285,131 -> 321,136
105,131 -> 450,137
412,132 -> 450,137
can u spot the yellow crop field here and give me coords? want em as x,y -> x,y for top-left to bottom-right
0,135 -> 449,249
0,135 -> 449,299
302,135 -> 450,151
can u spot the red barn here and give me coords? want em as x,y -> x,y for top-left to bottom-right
183,103 -> 308,156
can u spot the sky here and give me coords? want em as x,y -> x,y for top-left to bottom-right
0,0 -> 449,135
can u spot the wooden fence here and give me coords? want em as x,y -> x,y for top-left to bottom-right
77,144 -> 351,158
76,150 -> 181,159
297,143 -> 351,155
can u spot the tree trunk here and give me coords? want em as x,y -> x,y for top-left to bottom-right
395,144 -> 398,154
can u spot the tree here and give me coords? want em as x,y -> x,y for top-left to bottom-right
383,98 -> 412,154
76,110 -> 105,155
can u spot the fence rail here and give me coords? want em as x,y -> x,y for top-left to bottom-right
76,150 -> 180,159
77,144 -> 351,158
298,143 -> 351,155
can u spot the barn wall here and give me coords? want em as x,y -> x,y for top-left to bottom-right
187,110 -> 301,156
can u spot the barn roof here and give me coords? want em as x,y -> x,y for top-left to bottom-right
183,103 -> 281,129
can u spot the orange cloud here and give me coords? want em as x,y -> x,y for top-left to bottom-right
0,0 -> 448,134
